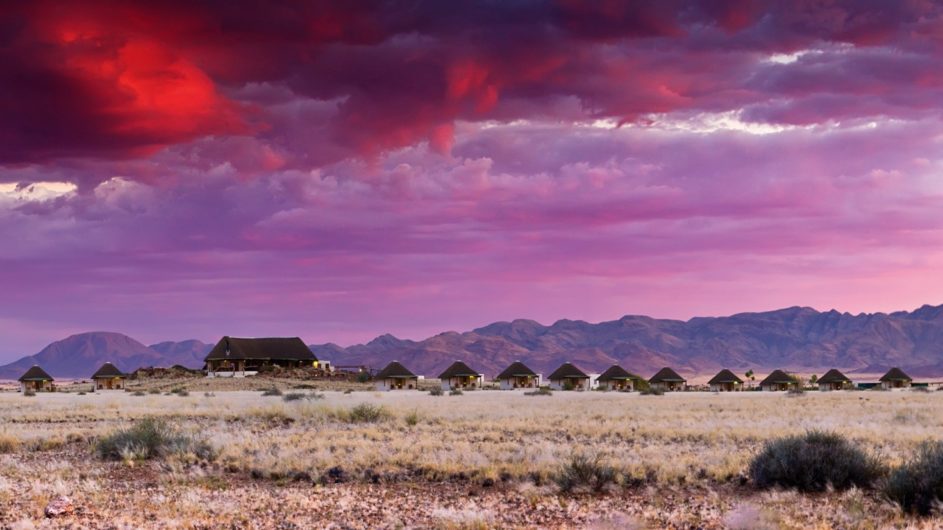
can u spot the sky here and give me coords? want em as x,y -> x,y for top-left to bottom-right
2,1 -> 943,360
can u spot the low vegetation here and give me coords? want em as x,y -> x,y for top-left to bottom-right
429,387 -> 444,396
524,387 -> 552,396
96,417 -> 216,462
555,452 -> 618,493
262,387 -> 283,396
884,440 -> 943,516
749,431 -> 884,492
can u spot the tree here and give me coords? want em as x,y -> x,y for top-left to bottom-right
809,374 -> 818,387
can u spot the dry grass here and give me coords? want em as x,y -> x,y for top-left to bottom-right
1,388 -> 942,527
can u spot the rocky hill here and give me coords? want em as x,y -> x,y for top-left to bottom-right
3,304 -> 943,380
312,305 -> 943,378
0,333 -> 210,379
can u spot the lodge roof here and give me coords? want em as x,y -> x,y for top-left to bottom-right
649,367 -> 686,383
377,361 -> 417,379
596,364 -> 633,382
708,369 -> 743,385
19,365 -> 53,382
547,362 -> 589,380
880,367 -> 912,382
759,369 -> 796,386
204,337 -> 316,362
496,361 -> 537,379
818,368 -> 851,385
91,362 -> 125,379
438,361 -> 480,380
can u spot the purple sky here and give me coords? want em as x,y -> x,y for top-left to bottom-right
2,1 -> 943,361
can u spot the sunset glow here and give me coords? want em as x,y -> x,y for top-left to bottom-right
2,1 -> 943,359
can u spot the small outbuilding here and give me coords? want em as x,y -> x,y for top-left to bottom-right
880,367 -> 912,389
648,367 -> 686,391
595,365 -> 635,391
759,369 -> 798,391
91,362 -> 126,390
205,336 -> 318,377
708,369 -> 743,392
547,362 -> 591,391
496,361 -> 541,390
19,365 -> 54,393
375,361 -> 419,390
438,361 -> 483,390
818,369 -> 852,391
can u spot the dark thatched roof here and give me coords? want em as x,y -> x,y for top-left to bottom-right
496,361 -> 537,379
19,365 -> 53,382
91,362 -> 125,379
759,369 -> 796,386
548,362 -> 589,380
649,367 -> 686,384
596,365 -> 633,382
204,337 -> 316,362
880,367 -> 912,382
438,361 -> 480,379
818,368 -> 851,385
377,361 -> 417,379
708,369 -> 743,385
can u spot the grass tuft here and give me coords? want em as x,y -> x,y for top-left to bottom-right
555,452 -> 618,493
96,417 -> 216,462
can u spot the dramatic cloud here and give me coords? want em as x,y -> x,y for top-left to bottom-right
2,0 -> 943,359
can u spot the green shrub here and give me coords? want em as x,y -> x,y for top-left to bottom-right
345,403 -> 391,423
261,387 -> 283,397
884,441 -> 943,516
524,387 -> 553,396
132,391 -> 146,396
749,431 -> 884,492
96,418 -> 216,462
356,372 -> 371,383
428,387 -> 444,396
449,388 -> 464,396
562,380 -> 574,391
640,387 -> 664,396
282,392 -> 308,402
148,388 -> 161,395
555,452 -> 618,493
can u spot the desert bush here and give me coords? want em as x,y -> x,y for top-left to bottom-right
640,387 -> 664,396
429,387 -> 444,396
22,389 -> 36,397
0,434 -> 20,454
524,387 -> 552,396
261,387 -> 283,397
787,387 -> 805,397
343,403 -> 391,423
97,418 -> 216,462
148,388 -> 161,395
912,386 -> 930,393
283,392 -> 324,402
749,431 -> 884,492
356,371 -> 371,383
883,440 -> 943,516
562,381 -> 575,391
204,392 -> 215,398
555,452 -> 618,493
449,388 -> 464,396
169,387 -> 189,396
404,409 -> 421,427
132,391 -> 146,396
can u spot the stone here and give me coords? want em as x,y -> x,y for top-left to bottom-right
44,496 -> 74,518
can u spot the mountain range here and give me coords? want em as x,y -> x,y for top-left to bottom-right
3,304 -> 943,379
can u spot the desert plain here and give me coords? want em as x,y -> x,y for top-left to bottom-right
1,383 -> 941,529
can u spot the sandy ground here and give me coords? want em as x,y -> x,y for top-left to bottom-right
1,388 -> 941,528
